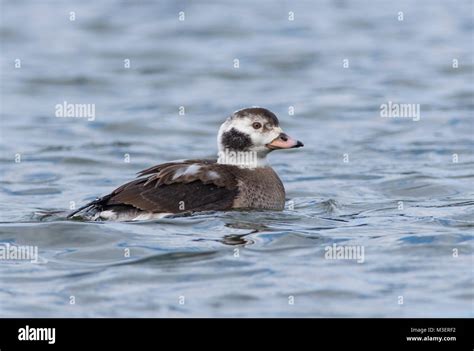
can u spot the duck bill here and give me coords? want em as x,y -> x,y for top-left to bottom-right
266,133 -> 304,150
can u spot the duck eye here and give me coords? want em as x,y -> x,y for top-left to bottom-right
252,122 -> 262,129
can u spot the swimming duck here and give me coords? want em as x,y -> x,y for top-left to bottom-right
68,107 -> 303,221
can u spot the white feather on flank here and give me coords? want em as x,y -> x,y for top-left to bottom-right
207,171 -> 220,179
132,212 -> 172,221
172,164 -> 201,180
96,210 -> 172,221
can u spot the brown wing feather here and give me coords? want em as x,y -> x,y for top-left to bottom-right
137,159 -> 217,177
102,160 -> 238,213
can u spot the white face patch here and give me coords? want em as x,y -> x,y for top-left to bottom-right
172,164 -> 201,180
217,110 -> 285,168
217,116 -> 280,154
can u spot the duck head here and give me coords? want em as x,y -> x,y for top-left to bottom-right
217,107 -> 303,167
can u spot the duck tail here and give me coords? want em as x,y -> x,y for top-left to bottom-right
66,198 -> 102,219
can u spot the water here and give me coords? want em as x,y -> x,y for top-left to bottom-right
0,0 -> 473,317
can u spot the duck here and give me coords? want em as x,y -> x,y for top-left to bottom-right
67,107 -> 303,221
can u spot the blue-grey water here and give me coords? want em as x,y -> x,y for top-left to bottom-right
0,0 -> 473,317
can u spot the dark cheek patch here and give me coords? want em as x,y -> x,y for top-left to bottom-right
221,128 -> 253,151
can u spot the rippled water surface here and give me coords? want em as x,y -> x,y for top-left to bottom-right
0,0 -> 473,317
